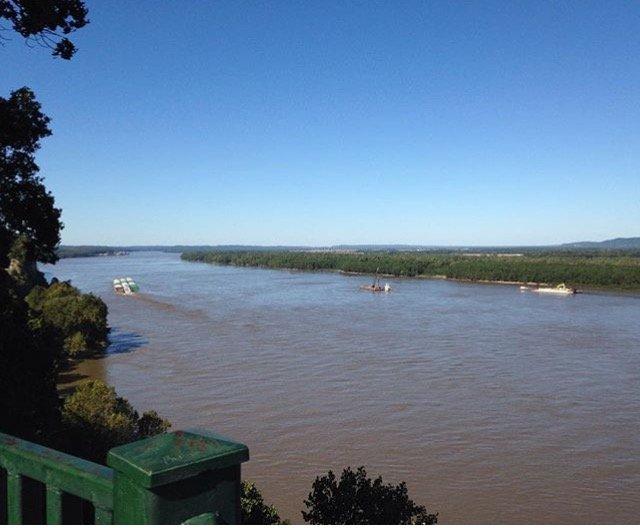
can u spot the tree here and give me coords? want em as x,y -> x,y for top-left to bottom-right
137,410 -> 171,439
0,273 -> 60,442
0,87 -> 61,265
0,0 -> 88,59
60,379 -> 171,464
241,481 -> 282,525
0,54 -> 72,444
302,466 -> 438,525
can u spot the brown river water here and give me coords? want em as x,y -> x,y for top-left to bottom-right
42,252 -> 640,523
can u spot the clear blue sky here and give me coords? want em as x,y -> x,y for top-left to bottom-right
2,1 -> 639,246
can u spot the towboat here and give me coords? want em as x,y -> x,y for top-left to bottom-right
361,268 -> 391,292
533,283 -> 576,295
113,277 -> 139,295
361,282 -> 391,292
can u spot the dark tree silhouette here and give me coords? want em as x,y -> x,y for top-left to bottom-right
0,88 -> 62,436
302,466 -> 438,524
0,0 -> 87,443
0,87 -> 61,265
0,0 -> 88,59
0,272 -> 61,441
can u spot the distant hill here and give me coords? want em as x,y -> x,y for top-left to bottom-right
560,237 -> 640,249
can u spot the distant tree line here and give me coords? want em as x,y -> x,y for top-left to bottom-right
182,250 -> 640,291
56,246 -> 126,258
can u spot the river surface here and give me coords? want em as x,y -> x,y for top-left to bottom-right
42,251 -> 640,523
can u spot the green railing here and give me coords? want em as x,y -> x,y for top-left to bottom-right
0,430 -> 249,524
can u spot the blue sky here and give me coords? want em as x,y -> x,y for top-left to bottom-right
2,1 -> 639,246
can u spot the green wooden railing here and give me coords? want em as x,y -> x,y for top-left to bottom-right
0,430 -> 249,524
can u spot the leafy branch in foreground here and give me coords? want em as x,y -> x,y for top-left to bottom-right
0,0 -> 88,59
241,481 -> 282,524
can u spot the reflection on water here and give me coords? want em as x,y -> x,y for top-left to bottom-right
42,252 -> 640,523
107,329 -> 148,355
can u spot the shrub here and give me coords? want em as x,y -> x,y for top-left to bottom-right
26,281 -> 109,360
302,466 -> 437,524
61,379 -> 170,463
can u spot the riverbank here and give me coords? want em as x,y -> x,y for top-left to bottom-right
181,250 -> 640,292
301,268 -> 640,296
235,265 -> 640,295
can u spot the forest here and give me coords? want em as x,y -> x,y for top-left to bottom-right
182,250 -> 640,291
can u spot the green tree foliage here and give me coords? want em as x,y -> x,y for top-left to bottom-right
302,466 -> 437,525
182,250 -> 640,291
0,87 -> 61,265
0,0 -> 88,59
136,410 -> 171,439
26,281 -> 109,360
241,481 -> 282,524
60,379 -> 171,464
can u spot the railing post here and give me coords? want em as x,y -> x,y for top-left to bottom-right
6,471 -> 22,524
94,506 -> 113,524
107,430 -> 249,524
45,485 -> 62,524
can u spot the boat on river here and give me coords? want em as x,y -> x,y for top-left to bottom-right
361,282 -> 391,292
532,283 -> 576,295
361,268 -> 391,293
113,277 -> 139,295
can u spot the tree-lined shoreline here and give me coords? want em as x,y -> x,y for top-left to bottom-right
181,250 -> 640,292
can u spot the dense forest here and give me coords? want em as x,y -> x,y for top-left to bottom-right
182,250 -> 640,291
